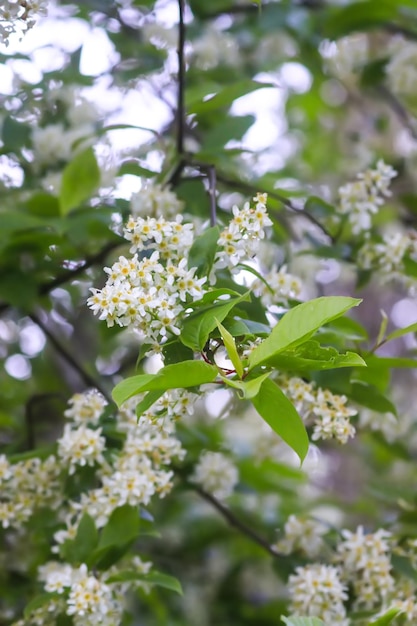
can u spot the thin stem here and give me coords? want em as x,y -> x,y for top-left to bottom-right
215,171 -> 334,242
192,485 -> 279,558
29,311 -> 112,403
208,165 -> 217,226
177,0 -> 186,156
377,84 -> 417,140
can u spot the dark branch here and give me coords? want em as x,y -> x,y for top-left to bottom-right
192,485 -> 279,558
215,172 -> 334,242
177,0 -> 186,157
377,84 -> 417,140
29,311 -> 112,404
208,166 -> 217,227
0,241 -> 120,317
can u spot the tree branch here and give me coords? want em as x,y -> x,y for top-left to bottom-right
376,84 -> 417,141
177,0 -> 186,157
29,311 -> 112,404
192,485 -> 279,559
215,171 -> 334,242
0,241 -> 121,317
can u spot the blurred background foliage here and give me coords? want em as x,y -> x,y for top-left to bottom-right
2,0 -> 417,624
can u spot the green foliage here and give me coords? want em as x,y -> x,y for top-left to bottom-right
248,297 -> 362,370
59,147 -> 101,214
252,378 -> 309,464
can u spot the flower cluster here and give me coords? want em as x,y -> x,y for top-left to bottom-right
32,87 -> 99,170
54,389 -> 185,544
0,454 -> 61,530
358,231 -> 417,290
192,25 -> 241,70
191,451 -> 239,500
0,0 -> 47,46
214,193 -> 273,274
64,389 -> 108,426
288,564 -> 348,625
337,160 -> 397,235
88,215 -> 206,344
273,515 -> 327,558
130,181 -> 184,218
279,376 -> 357,444
252,264 -> 302,308
336,526 -> 394,609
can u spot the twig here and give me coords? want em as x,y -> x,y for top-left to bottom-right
376,84 -> 417,140
177,0 -> 186,157
208,166 -> 217,226
29,311 -> 112,403
192,485 -> 279,558
215,171 -> 334,242
24,393 -> 64,450
0,241 -> 121,317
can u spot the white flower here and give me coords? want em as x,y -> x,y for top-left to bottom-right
57,425 -> 106,474
191,451 -> 239,499
64,390 -> 108,425
288,563 -> 348,625
253,265 -> 302,308
337,160 -> 397,235
130,181 -> 183,218
273,515 -> 326,557
336,526 -> 394,609
214,193 -> 273,275
192,25 -> 241,70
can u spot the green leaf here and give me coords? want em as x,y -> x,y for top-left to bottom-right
188,226 -> 220,278
0,270 -> 38,310
221,371 -> 271,399
135,390 -> 165,417
251,378 -> 309,464
106,570 -> 183,595
112,361 -> 218,406
92,505 -> 141,569
2,115 -> 31,150
350,381 -> 397,416
384,321 -> 417,344
24,593 -> 60,619
365,355 -> 417,369
180,291 -> 251,352
248,296 -> 362,371
201,115 -> 255,151
281,615 -> 325,626
216,318 -> 243,378
59,147 -> 100,214
369,607 -> 405,625
375,310 -> 389,348
61,513 -> 98,565
265,341 -> 366,372
189,80 -> 274,114
97,505 -> 140,552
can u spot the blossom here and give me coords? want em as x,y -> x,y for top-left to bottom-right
191,451 -> 239,499
67,564 -> 123,625
279,376 -> 357,444
273,515 -> 327,557
288,563 -> 349,625
214,193 -> 273,274
336,526 -> 394,609
337,160 -> 397,235
252,264 -> 302,308
64,390 -> 108,426
0,0 -> 47,46
130,181 -> 184,218
57,425 -> 106,474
